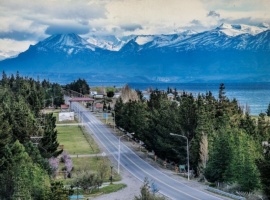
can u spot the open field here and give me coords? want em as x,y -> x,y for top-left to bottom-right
57,125 -> 99,155
55,116 -> 122,197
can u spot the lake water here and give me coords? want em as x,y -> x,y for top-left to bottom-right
89,82 -> 270,116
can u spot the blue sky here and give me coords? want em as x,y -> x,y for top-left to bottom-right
0,0 -> 269,59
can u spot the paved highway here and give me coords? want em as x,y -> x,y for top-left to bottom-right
70,101 -> 225,200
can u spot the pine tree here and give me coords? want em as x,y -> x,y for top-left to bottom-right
266,103 -> 270,117
39,113 -> 62,158
256,142 -> 270,199
0,140 -> 51,199
204,130 -> 232,183
225,130 -> 260,192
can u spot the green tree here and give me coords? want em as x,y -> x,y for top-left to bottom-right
39,113 -> 63,158
121,100 -> 148,139
239,112 -> 257,136
257,113 -> 269,138
50,181 -> 71,200
178,92 -> 197,141
107,90 -> 115,98
0,140 -> 51,199
266,103 -> 270,116
114,98 -> 125,128
134,178 -> 165,200
225,130 -> 261,192
65,78 -> 90,95
145,98 -> 180,162
256,138 -> 270,198
204,130 -> 232,183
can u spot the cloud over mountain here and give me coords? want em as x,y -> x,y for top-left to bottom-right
0,23 -> 269,83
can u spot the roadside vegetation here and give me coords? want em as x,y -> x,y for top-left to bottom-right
55,121 -> 123,198
115,84 -> 270,199
0,73 -> 124,199
0,72 -> 67,199
1,73 -> 269,199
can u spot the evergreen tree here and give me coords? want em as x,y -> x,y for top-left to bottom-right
256,140 -> 270,198
65,78 -> 90,95
50,181 -> 71,200
178,92 -> 197,141
191,94 -> 213,176
204,130 -> 232,183
39,113 -> 63,158
114,98 -> 125,128
225,130 -> 261,192
239,113 -> 257,136
257,113 -> 269,138
0,140 -> 51,199
266,103 -> 270,116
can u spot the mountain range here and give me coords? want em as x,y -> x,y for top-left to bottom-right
0,23 -> 270,83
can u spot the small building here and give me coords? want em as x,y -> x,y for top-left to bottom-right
95,102 -> 103,112
69,97 -> 95,108
113,92 -> 122,99
90,91 -> 97,97
167,93 -> 174,100
60,104 -> 69,112
93,94 -> 106,99
142,93 -> 150,101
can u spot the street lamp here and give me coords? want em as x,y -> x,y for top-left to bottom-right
111,111 -> 115,131
170,133 -> 190,181
110,166 -> 113,184
118,133 -> 134,174
76,181 -> 79,200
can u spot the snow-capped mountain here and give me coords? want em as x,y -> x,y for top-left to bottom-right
217,23 -> 269,36
37,33 -> 98,54
0,24 -> 270,83
86,35 -> 129,51
133,30 -> 197,49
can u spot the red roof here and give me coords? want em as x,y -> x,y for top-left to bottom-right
95,103 -> 103,108
69,97 -> 94,102
61,104 -> 69,109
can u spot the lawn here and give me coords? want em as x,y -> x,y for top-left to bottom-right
55,111 -> 123,198
57,125 -> 100,155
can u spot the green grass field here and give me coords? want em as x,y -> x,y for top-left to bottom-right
55,111 -> 124,197
57,125 -> 100,155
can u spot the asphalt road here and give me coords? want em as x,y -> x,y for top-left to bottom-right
70,101 -> 225,200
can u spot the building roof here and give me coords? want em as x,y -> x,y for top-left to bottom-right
60,104 -> 69,109
95,103 -> 103,108
69,97 -> 94,102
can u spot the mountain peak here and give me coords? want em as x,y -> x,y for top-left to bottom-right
37,33 -> 96,53
217,23 -> 268,36
218,23 -> 233,29
41,33 -> 88,47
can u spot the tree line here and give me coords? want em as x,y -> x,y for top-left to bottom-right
114,84 -> 270,197
0,72 -> 71,199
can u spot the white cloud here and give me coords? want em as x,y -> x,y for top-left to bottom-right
0,0 -> 270,57
0,39 -> 36,59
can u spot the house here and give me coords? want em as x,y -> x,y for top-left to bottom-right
60,104 -> 69,112
90,91 -> 97,97
95,102 -> 103,112
93,94 -> 106,99
113,92 -> 121,99
142,91 -> 150,101
167,93 -> 174,100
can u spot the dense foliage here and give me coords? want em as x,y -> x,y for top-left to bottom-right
115,84 -> 270,194
64,78 -> 90,95
0,72 -> 67,199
